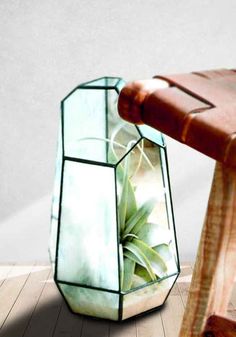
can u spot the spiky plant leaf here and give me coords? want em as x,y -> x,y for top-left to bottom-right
122,214 -> 147,241
124,241 -> 156,281
123,249 -> 141,265
124,183 -> 137,222
114,161 -> 137,221
122,233 -> 139,241
122,257 -> 135,291
118,155 -> 130,232
131,274 -> 149,288
132,238 -> 167,278
123,198 -> 156,237
135,264 -> 152,283
109,146 -> 137,231
153,244 -> 173,261
130,214 -> 148,236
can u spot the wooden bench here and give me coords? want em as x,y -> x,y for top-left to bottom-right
118,69 -> 236,337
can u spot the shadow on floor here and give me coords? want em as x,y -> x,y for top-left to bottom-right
0,296 -> 144,337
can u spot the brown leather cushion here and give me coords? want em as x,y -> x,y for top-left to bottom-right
118,69 -> 236,168
151,69 -> 236,168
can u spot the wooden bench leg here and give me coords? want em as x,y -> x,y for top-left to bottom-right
179,162 -> 236,337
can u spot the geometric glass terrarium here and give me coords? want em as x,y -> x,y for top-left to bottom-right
49,77 -> 180,321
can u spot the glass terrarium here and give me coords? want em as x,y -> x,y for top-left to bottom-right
49,77 -> 180,321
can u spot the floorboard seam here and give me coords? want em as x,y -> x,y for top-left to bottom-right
22,266 -> 52,337
0,264 -> 34,331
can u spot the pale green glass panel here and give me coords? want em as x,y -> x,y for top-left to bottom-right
63,81 -> 140,165
115,78 -> 126,93
63,88 -> 106,161
49,120 -> 62,264
57,160 -> 119,291
59,283 -> 119,321
137,124 -> 165,147
117,139 -> 178,292
122,274 -> 177,320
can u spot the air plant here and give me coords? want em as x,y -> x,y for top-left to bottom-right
115,140 -> 174,291
76,123 -> 174,292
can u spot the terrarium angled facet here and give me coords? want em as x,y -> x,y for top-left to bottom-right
49,77 -> 180,321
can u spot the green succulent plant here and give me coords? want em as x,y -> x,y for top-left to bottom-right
115,144 -> 172,291
106,124 -> 173,291
76,127 -> 174,292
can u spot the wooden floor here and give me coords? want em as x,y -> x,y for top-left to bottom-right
0,264 -> 236,337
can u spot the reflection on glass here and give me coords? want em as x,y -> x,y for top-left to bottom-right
122,275 -> 178,320
58,283 -> 119,320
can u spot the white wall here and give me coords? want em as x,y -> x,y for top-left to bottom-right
0,0 -> 235,262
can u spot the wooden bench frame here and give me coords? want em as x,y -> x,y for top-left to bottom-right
118,69 -> 236,337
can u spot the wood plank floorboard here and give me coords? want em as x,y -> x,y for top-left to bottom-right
109,319 -> 137,337
81,317 -> 109,337
22,270 -> 62,337
0,266 -> 51,337
161,293 -> 185,337
0,266 -> 33,330
136,311 -> 165,337
0,265 -> 14,288
177,265 -> 192,307
0,264 -> 235,337
52,302 -> 83,337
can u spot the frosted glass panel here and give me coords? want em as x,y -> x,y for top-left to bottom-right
63,86 -> 140,165
57,160 -> 119,291
59,283 -> 119,320
63,89 -> 106,161
122,274 -> 177,320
